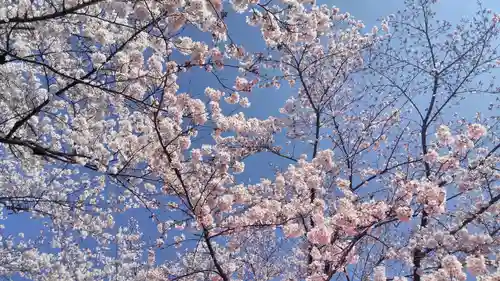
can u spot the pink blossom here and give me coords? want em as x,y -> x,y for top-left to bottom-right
436,125 -> 455,146
306,274 -> 327,281
283,223 -> 304,238
239,97 -> 251,108
171,14 -> 186,32
209,0 -> 222,11
453,134 -> 474,154
466,255 -> 487,276
219,195 -> 234,212
432,255 -> 467,281
467,123 -> 487,140
234,77 -> 252,92
307,225 -> 332,245
423,149 -> 439,163
349,254 -> 359,264
0,0 -> 497,279
438,155 -> 459,171
374,266 -> 386,281
344,227 -> 357,235
224,92 -> 240,104
311,247 -> 321,261
396,206 -> 412,222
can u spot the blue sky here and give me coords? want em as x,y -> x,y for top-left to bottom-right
2,0 -> 499,279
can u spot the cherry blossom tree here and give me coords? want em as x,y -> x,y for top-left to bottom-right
0,0 -> 498,280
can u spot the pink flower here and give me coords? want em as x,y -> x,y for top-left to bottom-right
211,48 -> 224,69
436,125 -> 454,146
283,223 -> 304,238
344,226 -> 357,235
423,149 -> 439,163
224,92 -> 240,104
381,20 -> 390,33
171,15 -> 186,32
234,76 -> 257,92
219,195 -> 233,212
307,225 -> 332,245
453,135 -> 474,154
209,0 -> 222,11
239,97 -> 251,108
438,156 -> 459,171
467,124 -> 487,140
396,206 -> 412,222
374,266 -> 386,281
313,149 -> 335,171
306,274 -> 327,281
442,255 -> 465,279
312,212 -> 325,225
311,247 -> 321,261
200,214 -> 214,226
466,255 -> 487,276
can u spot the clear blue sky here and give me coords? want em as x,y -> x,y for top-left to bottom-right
2,0 -> 499,279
